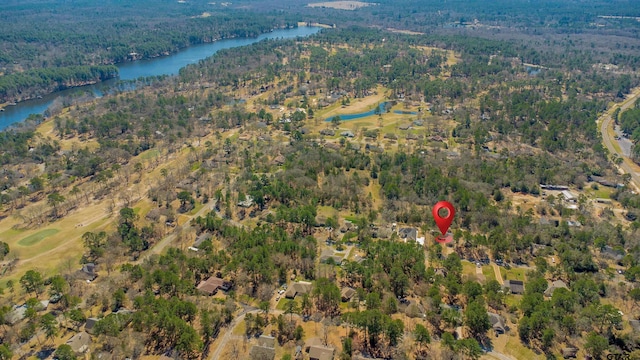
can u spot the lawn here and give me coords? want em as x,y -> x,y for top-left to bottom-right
17,229 -> 60,246
504,335 -> 543,360
461,261 -> 476,276
482,266 -> 496,282
504,295 -> 521,309
138,148 -> 160,160
500,267 -> 527,282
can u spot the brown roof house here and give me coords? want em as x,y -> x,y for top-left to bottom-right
544,280 -> 568,297
196,277 -> 232,295
341,287 -> 356,302
309,345 -> 335,360
305,338 -> 335,360
285,281 -> 313,299
504,280 -> 525,295
250,335 -> 276,360
66,331 -> 91,353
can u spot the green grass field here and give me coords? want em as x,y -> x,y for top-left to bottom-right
138,148 -> 160,160
500,267 -> 527,282
0,228 -> 25,238
17,229 -> 60,246
482,266 -> 496,282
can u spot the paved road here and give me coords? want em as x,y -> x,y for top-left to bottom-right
599,89 -> 640,192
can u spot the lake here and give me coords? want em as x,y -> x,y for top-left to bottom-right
324,101 -> 419,122
325,102 -> 390,122
0,26 -> 322,130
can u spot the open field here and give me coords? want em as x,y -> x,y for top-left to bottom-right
307,1 -> 375,10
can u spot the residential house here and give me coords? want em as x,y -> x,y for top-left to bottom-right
249,346 -> 275,360
487,312 -> 506,335
539,184 -> 569,191
6,305 -> 27,325
250,335 -> 276,360
340,131 -> 355,138
285,281 -> 313,299
601,246 -> 625,263
530,243 -> 549,256
398,124 -> 411,130
76,263 -> 97,281
196,277 -> 232,296
324,142 -> 341,151
561,190 -> 577,203
193,232 -> 212,248
66,331 -> 91,353
320,249 -> 344,265
305,339 -> 335,360
341,287 -> 356,302
257,335 -> 275,348
398,227 -> 417,241
84,317 -> 99,334
544,280 -> 568,297
309,345 -> 335,360
272,154 -> 286,166
561,347 -> 578,359
237,195 -> 254,208
504,280 -> 525,295
320,129 -> 335,136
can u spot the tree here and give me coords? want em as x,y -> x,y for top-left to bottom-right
459,338 -> 483,360
0,241 -> 9,260
68,309 -> 86,330
49,275 -> 68,297
177,190 -> 195,211
284,299 -> 298,322
47,191 -> 65,217
54,344 -> 77,360
40,313 -> 58,343
331,115 -> 341,128
112,288 -> 126,311
584,332 -> 609,359
465,300 -> 490,339
0,345 -> 12,360
541,328 -> 555,351
414,323 -> 431,350
82,231 -> 107,261
20,269 -> 44,297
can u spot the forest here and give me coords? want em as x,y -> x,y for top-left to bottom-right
1,1 -> 640,360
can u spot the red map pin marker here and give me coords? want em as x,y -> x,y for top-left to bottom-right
432,201 -> 455,244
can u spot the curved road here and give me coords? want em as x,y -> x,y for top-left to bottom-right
599,89 -> 640,192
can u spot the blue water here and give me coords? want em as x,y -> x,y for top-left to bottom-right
325,102 -> 390,122
0,26 -> 322,130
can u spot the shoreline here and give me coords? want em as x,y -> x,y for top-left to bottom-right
1,24 -> 323,109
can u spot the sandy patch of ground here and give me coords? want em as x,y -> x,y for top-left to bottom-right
386,28 -> 425,35
307,1 -> 375,10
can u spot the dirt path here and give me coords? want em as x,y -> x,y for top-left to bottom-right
599,88 -> 640,192
492,264 -> 504,285
484,350 -> 517,360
